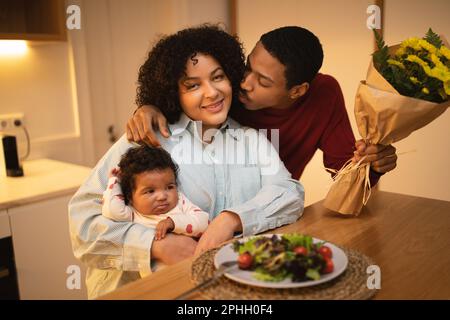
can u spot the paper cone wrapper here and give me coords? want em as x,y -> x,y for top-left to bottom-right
355,61 -> 450,145
323,162 -> 370,216
324,38 -> 450,215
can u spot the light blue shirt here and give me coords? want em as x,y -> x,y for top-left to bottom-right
68,113 -> 304,298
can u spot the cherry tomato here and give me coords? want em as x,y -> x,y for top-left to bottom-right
293,246 -> 308,256
238,252 -> 253,270
318,245 -> 333,259
322,257 -> 334,274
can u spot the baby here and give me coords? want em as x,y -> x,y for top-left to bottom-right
102,145 -> 209,240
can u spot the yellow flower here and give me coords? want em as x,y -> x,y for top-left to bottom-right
409,76 -> 420,84
444,81 -> 450,95
422,87 -> 430,94
418,39 -> 438,55
406,55 -> 431,71
429,53 -> 447,71
401,37 -> 421,51
407,55 -> 450,83
395,47 -> 406,57
406,54 -> 425,65
429,67 -> 450,82
387,59 -> 405,69
439,45 -> 450,60
406,55 -> 433,75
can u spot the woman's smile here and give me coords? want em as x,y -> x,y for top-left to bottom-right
202,98 -> 224,113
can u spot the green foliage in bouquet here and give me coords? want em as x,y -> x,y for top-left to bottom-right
372,28 -> 450,103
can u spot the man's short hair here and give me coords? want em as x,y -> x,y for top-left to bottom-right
260,26 -> 324,89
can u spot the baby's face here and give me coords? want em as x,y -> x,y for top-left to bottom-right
131,168 -> 178,216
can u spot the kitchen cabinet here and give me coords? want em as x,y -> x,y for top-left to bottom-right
0,209 -> 18,299
8,195 -> 85,299
0,0 -> 66,41
0,209 -> 18,300
0,210 -> 10,238
0,159 -> 91,299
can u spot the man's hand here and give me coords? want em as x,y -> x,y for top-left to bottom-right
151,233 -> 197,265
194,211 -> 242,257
126,105 -> 170,147
353,139 -> 397,173
155,218 -> 175,240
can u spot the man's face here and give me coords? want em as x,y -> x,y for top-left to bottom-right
239,41 -> 292,110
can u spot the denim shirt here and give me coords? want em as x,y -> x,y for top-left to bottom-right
68,113 -> 304,298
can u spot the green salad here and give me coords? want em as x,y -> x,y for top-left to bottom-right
232,234 -> 334,282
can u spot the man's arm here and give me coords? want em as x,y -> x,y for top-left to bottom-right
318,80 -> 396,186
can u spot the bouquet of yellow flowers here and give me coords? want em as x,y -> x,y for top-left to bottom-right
324,29 -> 450,216
376,28 -> 449,103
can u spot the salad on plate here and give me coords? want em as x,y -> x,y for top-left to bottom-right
232,234 -> 335,282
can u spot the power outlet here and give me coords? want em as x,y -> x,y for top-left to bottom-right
0,113 -> 25,131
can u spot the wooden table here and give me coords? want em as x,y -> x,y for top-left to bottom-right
102,191 -> 450,300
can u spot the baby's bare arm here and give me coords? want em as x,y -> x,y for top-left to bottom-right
155,217 -> 175,240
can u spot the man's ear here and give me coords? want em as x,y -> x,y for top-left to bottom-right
289,82 -> 309,100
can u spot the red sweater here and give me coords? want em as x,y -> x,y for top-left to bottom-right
230,73 -> 383,185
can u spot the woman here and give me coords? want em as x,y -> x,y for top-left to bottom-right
69,25 -> 304,299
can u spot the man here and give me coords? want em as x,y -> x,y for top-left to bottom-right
126,26 -> 397,255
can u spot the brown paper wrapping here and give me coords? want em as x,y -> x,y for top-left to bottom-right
323,40 -> 450,216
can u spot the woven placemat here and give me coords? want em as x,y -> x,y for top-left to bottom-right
191,246 -> 377,300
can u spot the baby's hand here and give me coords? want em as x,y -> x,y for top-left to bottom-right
155,218 -> 175,240
109,167 -> 121,178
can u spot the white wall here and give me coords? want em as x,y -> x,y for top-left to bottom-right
236,0 -> 450,204
0,40 -> 85,164
380,0 -> 450,201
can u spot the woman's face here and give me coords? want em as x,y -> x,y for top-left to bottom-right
178,53 -> 232,132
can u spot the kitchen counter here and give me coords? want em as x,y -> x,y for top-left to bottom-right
0,158 -> 92,210
0,158 -> 92,299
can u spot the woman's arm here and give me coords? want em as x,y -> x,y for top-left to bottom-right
194,130 -> 305,256
69,135 -> 155,273
69,135 -> 196,272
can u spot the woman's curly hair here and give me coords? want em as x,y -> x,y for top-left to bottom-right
136,24 -> 245,124
118,145 -> 179,205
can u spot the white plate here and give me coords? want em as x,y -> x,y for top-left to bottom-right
214,234 -> 348,289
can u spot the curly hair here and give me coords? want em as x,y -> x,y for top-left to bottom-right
136,24 -> 245,124
118,145 -> 179,205
260,26 -> 323,89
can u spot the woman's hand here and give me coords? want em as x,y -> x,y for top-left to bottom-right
151,233 -> 197,265
194,211 -> 242,257
126,105 -> 170,147
353,139 -> 397,173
